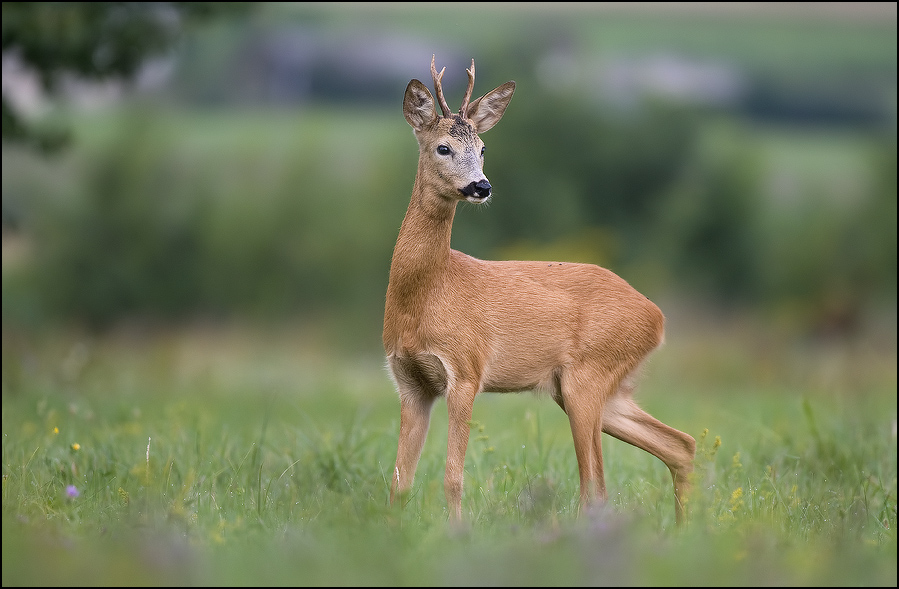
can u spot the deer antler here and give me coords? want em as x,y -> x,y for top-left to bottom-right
460,59 -> 475,117
430,55 -> 452,118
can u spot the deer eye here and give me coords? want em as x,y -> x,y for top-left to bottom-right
436,145 -> 452,156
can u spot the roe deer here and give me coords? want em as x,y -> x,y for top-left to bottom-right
384,55 -> 695,523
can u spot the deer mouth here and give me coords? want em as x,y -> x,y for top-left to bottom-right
460,180 -> 492,202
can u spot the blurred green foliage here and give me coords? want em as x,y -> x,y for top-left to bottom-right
3,108 -> 412,339
1,1 -> 252,150
1,4 -> 896,344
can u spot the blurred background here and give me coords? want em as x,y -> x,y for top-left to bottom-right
2,2 -> 896,358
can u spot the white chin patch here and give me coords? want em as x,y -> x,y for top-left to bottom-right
465,195 -> 491,204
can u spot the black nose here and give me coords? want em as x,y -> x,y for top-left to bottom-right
460,179 -> 492,200
474,180 -> 492,198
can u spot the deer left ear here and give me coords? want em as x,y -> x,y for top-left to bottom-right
466,81 -> 515,133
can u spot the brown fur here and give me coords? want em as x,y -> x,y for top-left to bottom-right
384,57 -> 695,523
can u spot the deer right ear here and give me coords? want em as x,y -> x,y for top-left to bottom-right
403,79 -> 438,132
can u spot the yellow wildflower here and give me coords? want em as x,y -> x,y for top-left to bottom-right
730,487 -> 744,512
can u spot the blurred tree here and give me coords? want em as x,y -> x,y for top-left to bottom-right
1,1 -> 251,151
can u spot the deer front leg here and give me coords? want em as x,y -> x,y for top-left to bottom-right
391,391 -> 437,505
444,382 -> 479,521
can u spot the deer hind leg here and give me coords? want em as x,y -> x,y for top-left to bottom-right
559,366 -> 616,509
602,382 -> 696,523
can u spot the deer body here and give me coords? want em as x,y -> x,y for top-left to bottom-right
385,57 -> 695,522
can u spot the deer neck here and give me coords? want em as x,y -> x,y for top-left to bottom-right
387,171 -> 457,310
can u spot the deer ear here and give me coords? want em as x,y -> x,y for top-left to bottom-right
467,81 -> 515,133
403,79 -> 437,131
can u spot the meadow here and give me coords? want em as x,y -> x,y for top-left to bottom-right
2,314 -> 895,586
1,6 -> 895,584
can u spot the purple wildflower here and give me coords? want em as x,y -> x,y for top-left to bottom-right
66,485 -> 79,499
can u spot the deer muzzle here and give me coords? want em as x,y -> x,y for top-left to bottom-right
460,179 -> 492,202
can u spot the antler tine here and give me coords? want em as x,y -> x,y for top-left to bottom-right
459,59 -> 475,118
430,54 -> 452,118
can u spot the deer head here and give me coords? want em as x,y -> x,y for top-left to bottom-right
403,55 -> 515,203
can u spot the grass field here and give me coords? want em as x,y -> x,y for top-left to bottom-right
2,4 -> 895,584
2,315 -> 895,586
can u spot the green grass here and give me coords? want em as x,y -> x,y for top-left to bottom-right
2,320 -> 896,586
